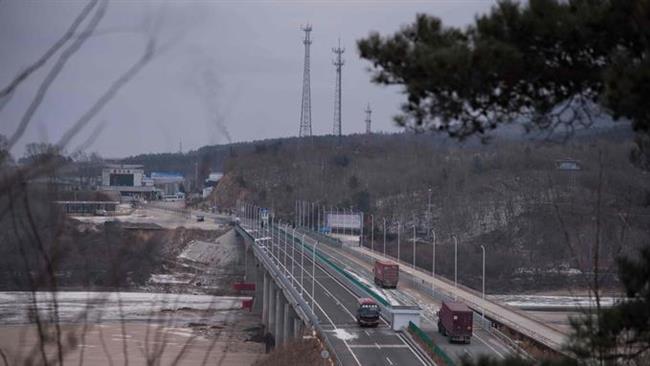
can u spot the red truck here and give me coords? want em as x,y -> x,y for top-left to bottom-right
373,260 -> 399,288
437,301 -> 473,344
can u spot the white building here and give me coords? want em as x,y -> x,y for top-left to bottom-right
100,164 -> 157,201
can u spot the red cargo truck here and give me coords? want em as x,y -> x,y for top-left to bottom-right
437,301 -> 473,344
373,260 -> 399,288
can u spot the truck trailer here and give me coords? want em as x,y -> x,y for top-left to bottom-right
373,260 -> 399,288
437,301 -> 473,344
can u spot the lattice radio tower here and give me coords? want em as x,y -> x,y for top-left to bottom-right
298,25 -> 313,137
365,103 -> 372,134
332,39 -> 345,137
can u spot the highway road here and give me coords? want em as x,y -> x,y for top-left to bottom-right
246,223 -> 431,366
353,245 -> 567,351
293,230 -> 515,363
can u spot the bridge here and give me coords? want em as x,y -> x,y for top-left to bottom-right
147,202 -> 569,364
236,214 -> 430,365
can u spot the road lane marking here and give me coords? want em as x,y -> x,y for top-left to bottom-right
473,331 -> 506,359
397,332 -> 429,366
386,356 -> 394,365
348,344 -> 409,349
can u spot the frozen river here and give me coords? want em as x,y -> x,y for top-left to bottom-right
0,291 -> 249,325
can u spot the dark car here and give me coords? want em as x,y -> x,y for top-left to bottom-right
356,297 -> 380,327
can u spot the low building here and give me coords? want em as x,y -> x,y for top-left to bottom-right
99,164 -> 158,201
151,172 -> 185,196
202,186 -> 214,198
204,172 -> 223,187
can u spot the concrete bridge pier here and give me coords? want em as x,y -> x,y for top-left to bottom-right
268,283 -> 276,336
275,291 -> 285,345
283,304 -> 293,345
262,272 -> 270,326
253,260 -> 264,314
293,317 -> 303,340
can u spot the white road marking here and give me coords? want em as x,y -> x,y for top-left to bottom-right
397,332 -> 429,366
386,356 -> 394,365
348,344 -> 409,349
473,331 -> 506,359
273,229 -> 361,366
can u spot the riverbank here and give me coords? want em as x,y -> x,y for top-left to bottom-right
0,291 -> 264,365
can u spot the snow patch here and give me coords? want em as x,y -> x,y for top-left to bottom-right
332,328 -> 357,341
344,270 -> 402,306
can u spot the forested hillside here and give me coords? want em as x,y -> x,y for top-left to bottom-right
205,129 -> 648,293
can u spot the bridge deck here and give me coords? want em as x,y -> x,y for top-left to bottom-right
242,223 -> 430,366
352,245 -> 567,350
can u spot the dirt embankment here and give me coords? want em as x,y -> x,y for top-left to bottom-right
0,215 -> 244,293
253,338 -> 326,366
148,228 -> 246,295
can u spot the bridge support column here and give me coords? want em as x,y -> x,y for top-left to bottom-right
275,290 -> 285,345
262,272 -> 269,326
283,304 -> 294,344
293,317 -> 303,339
268,283 -> 276,335
253,259 -> 264,314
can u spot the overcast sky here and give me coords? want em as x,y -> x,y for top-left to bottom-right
0,0 -> 497,159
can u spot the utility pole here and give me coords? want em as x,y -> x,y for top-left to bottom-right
397,222 -> 401,263
431,229 -> 436,297
383,218 -> 387,258
427,188 -> 432,236
481,244 -> 486,324
365,103 -> 372,134
453,235 -> 458,300
412,225 -> 416,269
299,25 -> 313,137
332,38 -> 345,138
370,215 -> 374,253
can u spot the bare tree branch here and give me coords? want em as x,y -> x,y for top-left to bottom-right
0,0 -> 98,100
7,0 -> 108,149
56,37 -> 155,149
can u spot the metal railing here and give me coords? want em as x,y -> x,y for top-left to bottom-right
236,223 -> 344,366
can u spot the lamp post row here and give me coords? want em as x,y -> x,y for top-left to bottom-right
242,200 -> 486,327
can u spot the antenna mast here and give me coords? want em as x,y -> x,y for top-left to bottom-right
299,24 -> 313,137
365,103 -> 372,134
332,39 -> 345,137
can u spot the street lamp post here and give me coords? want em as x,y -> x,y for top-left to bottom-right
312,241 -> 319,314
301,234 -> 306,295
292,229 -> 296,289
271,216 -> 275,262
397,222 -> 401,263
453,235 -> 458,300
427,188 -> 432,233
412,225 -> 416,269
481,244 -> 486,323
432,229 -> 436,296
383,218 -> 387,258
370,215 -> 374,252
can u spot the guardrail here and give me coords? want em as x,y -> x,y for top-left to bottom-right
341,245 -> 562,357
280,226 -> 391,308
296,227 -> 343,248
407,321 -> 455,366
236,224 -> 344,366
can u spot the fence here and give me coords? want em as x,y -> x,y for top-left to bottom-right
407,321 -> 455,366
